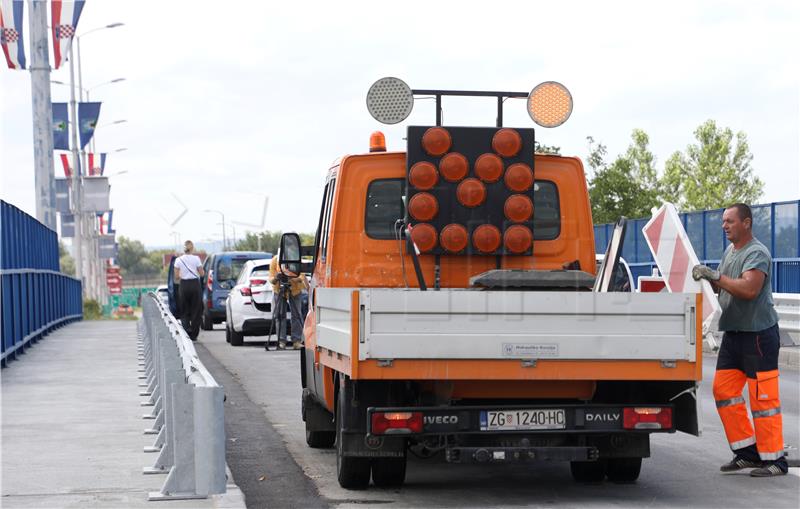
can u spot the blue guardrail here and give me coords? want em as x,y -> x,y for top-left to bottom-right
1,200 -> 82,366
594,200 -> 800,293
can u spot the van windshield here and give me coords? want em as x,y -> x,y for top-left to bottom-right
216,258 -> 250,282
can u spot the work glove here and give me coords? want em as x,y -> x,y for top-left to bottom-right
692,264 -> 720,282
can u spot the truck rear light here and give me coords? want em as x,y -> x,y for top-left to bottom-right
240,287 -> 252,296
371,412 -> 423,435
623,407 -> 672,430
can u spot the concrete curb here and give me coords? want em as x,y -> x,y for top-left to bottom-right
212,465 -> 247,509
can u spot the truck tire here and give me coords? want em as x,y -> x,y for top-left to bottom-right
230,327 -> 244,347
570,460 -> 606,483
371,450 -> 407,488
606,457 -> 641,483
336,384 -> 371,489
201,310 -> 213,331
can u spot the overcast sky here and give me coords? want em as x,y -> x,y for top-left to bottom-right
2,0 -> 798,249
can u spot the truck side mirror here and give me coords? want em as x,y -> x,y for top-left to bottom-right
279,232 -> 302,275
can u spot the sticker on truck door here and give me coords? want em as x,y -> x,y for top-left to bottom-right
501,343 -> 559,357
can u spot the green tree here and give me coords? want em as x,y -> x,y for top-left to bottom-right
534,141 -> 561,155
662,119 -> 763,211
59,240 -> 75,276
234,230 -> 315,253
586,130 -> 661,224
117,236 -> 160,276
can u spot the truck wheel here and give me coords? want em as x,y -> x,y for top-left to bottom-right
371,450 -> 407,488
336,385 -> 371,489
570,460 -> 606,483
230,327 -> 244,347
606,457 -> 642,483
201,310 -> 213,330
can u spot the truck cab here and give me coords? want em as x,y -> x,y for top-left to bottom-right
289,79 -> 701,490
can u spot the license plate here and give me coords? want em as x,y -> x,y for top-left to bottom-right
480,409 -> 566,431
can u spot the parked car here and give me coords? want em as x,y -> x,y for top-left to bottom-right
225,259 -> 274,346
201,251 -> 272,330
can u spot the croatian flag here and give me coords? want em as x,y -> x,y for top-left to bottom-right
0,0 -> 25,69
88,152 -> 106,176
97,210 -> 115,235
51,0 -> 84,70
59,153 -> 73,177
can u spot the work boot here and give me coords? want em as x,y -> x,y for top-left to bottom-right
292,340 -> 303,350
720,456 -> 762,472
277,340 -> 287,350
750,464 -> 787,477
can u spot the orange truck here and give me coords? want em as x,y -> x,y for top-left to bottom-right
277,78 -> 702,490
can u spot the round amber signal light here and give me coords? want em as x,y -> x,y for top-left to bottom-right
474,153 -> 504,183
472,224 -> 502,253
439,152 -> 469,182
492,128 -> 522,158
504,225 -> 533,254
408,192 -> 439,221
421,127 -> 452,156
409,161 -> 438,190
440,224 -> 469,253
410,223 -> 437,253
504,194 -> 533,222
527,81 -> 573,128
504,163 -> 534,192
456,178 -> 486,208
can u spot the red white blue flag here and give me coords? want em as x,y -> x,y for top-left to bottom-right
97,210 -> 115,235
0,0 -> 26,69
88,152 -> 106,176
59,153 -> 73,177
51,0 -> 84,69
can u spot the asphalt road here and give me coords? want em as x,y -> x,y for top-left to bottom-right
196,327 -> 800,509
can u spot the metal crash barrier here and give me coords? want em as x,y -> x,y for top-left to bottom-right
138,293 -> 226,501
774,293 -> 800,346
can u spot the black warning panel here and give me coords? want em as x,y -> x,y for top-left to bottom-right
405,125 -> 536,256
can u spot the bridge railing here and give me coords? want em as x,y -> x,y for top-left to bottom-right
138,293 -> 226,501
1,200 -> 82,366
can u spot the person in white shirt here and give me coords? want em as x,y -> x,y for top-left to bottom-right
174,240 -> 205,340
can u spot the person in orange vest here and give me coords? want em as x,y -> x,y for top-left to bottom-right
693,203 -> 787,477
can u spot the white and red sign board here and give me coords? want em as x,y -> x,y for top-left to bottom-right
638,276 -> 667,293
106,266 -> 123,294
642,203 -> 721,332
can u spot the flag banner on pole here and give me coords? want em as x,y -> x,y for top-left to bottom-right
51,0 -> 84,69
55,177 -> 71,213
82,175 -> 109,212
78,101 -> 101,149
97,210 -> 114,235
0,0 -> 26,69
88,152 -> 107,176
52,102 -> 69,150
60,212 -> 75,238
59,153 -> 72,177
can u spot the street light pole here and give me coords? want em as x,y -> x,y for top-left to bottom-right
204,210 -> 227,251
68,44 -> 84,287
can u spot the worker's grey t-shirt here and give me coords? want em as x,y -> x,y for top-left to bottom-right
717,238 -> 779,332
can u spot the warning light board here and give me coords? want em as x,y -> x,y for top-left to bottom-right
405,125 -> 536,256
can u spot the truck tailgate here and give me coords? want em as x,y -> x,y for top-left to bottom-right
316,289 -> 698,362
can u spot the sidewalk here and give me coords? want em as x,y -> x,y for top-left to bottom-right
1,320 -> 244,508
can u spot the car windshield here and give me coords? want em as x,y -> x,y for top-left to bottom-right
250,269 -> 269,278
216,258 -> 250,282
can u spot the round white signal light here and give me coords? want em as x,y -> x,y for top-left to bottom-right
527,81 -> 573,128
366,77 -> 414,125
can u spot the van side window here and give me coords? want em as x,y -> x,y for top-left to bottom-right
312,182 -> 329,267
320,178 -> 337,261
533,180 -> 560,240
365,179 -> 405,240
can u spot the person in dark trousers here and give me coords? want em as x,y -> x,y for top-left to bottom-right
174,240 -> 205,341
269,251 -> 308,350
693,203 -> 787,477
